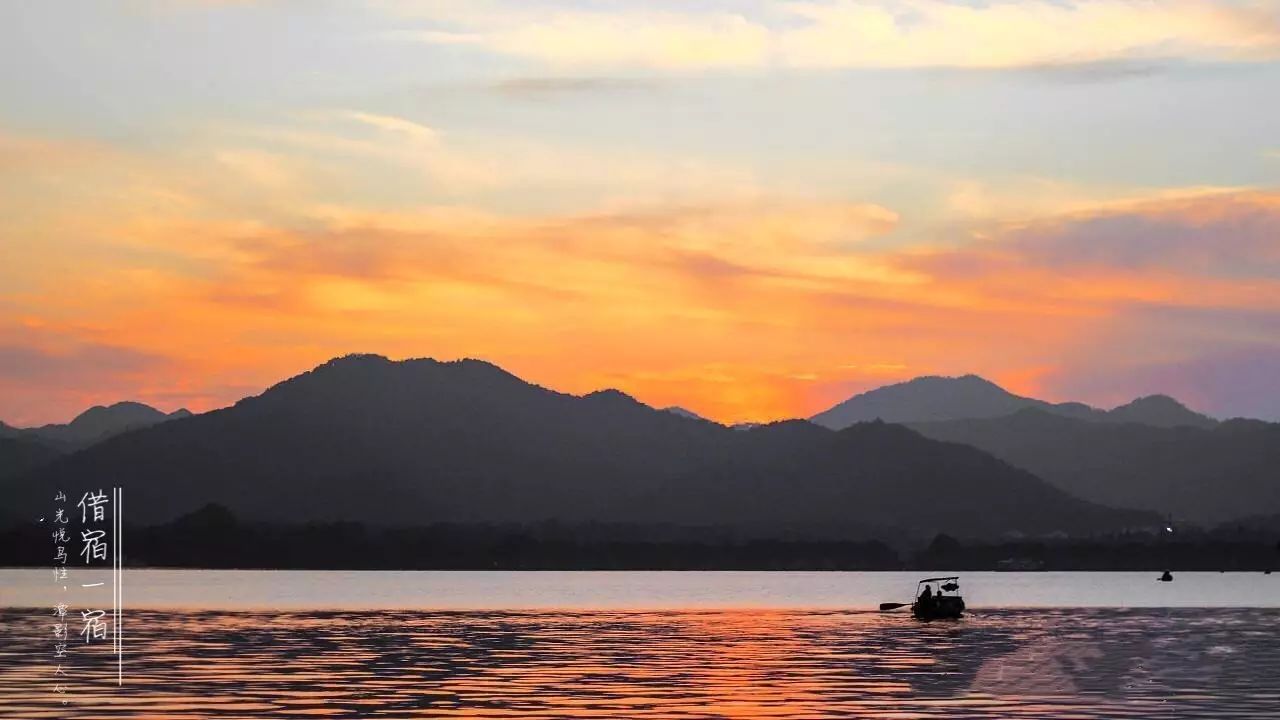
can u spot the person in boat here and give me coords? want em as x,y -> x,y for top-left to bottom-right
918,584 -> 934,610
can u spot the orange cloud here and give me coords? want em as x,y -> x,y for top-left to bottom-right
3,123 -> 1278,425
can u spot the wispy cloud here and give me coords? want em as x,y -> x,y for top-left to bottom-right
491,76 -> 658,98
405,1 -> 1280,71
916,190 -> 1280,281
342,111 -> 439,145
1013,58 -> 1175,83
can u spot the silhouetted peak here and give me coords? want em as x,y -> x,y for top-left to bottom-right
730,420 -> 831,452
437,357 -> 527,383
582,388 -> 645,408
1048,401 -> 1102,420
812,373 -> 1034,428
264,354 -> 533,400
901,374 -> 1010,395
1217,418 -> 1274,433
318,353 -> 393,369
446,358 -> 504,370
662,406 -> 705,421
298,354 -> 403,382
254,354 -> 393,397
312,354 -> 519,380
1108,394 -> 1217,428
836,419 -> 922,440
1120,394 -> 1182,410
169,408 -> 193,419
70,401 -> 166,425
905,373 -> 1001,388
747,419 -> 825,436
1,400 -> 191,451
952,373 -> 1002,387
59,402 -> 172,443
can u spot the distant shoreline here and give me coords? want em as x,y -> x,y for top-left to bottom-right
6,509 -> 1277,572
4,565 -> 1278,572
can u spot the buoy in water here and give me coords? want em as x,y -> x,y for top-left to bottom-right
1159,570 -> 1174,582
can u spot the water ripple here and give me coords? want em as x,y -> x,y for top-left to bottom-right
3,608 -> 1278,718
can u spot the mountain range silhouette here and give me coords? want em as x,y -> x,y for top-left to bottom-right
2,356 -> 1273,535
912,408 -> 1279,524
0,401 -> 191,451
810,374 -> 1217,429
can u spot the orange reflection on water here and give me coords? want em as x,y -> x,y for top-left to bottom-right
1,608 -> 1278,718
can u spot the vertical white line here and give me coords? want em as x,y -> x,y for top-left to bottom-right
118,487 -> 123,687
114,488 -> 117,658
115,484 -> 119,653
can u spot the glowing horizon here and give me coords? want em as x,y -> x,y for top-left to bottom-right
2,1 -> 1279,426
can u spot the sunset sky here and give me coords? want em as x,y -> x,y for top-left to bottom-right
2,1 -> 1279,426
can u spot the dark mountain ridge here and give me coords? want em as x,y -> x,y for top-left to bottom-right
911,408 -> 1280,524
3,401 -> 192,451
811,374 -> 1217,429
17,355 -> 730,527
6,354 -> 1156,539
650,419 -> 1153,538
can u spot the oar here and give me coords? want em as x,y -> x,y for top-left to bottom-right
879,602 -> 909,611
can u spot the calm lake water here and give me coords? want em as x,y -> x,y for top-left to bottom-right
3,570 -> 1279,718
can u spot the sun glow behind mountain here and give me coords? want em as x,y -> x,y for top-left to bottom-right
1,2 -> 1279,425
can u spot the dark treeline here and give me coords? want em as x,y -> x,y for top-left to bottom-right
0,504 -> 901,570
3,504 -> 1277,571
915,533 -> 1280,571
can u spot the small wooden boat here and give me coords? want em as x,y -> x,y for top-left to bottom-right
912,576 -> 965,620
